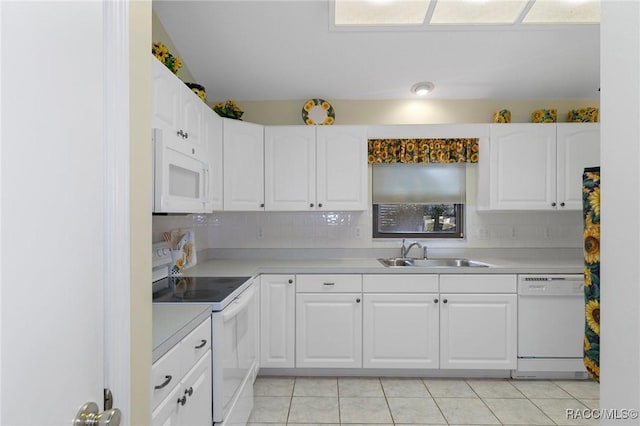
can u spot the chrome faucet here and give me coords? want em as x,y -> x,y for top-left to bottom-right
400,239 -> 423,258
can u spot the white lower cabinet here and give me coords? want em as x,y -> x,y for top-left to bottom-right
151,317 -> 212,426
260,274 -> 296,368
362,274 -> 439,369
295,275 -> 363,368
439,275 -> 517,370
262,273 -> 517,372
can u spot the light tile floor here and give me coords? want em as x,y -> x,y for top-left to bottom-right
249,376 -> 599,425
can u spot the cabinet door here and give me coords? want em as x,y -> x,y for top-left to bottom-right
489,124 -> 556,210
151,383 -> 182,426
180,88 -> 204,157
151,57 -> 180,149
179,351 -> 213,426
264,126 -> 316,210
439,293 -> 517,369
203,111 -> 223,211
363,293 -> 439,369
260,275 -> 296,368
296,293 -> 362,368
223,119 -> 265,211
556,123 -> 600,210
316,126 -> 368,211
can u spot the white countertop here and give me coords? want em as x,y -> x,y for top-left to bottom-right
152,303 -> 212,362
182,251 -> 583,278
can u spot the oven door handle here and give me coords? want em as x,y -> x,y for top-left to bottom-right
222,284 -> 256,322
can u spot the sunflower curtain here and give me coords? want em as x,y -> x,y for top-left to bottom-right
582,167 -> 600,382
368,138 -> 479,164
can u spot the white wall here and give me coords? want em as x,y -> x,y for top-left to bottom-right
600,1 -> 640,422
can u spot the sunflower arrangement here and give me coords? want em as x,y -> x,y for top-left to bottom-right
213,100 -> 244,120
531,109 -> 557,123
152,41 -> 183,75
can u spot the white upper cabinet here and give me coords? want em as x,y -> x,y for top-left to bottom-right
264,126 -> 316,210
264,125 -> 368,211
556,123 -> 600,210
316,126 -> 368,211
223,118 -> 265,211
203,111 -> 223,211
482,123 -> 600,210
152,57 -> 205,159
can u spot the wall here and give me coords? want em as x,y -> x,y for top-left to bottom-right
152,10 -> 195,84
600,2 -> 640,422
241,98 -> 600,126
130,2 -> 152,425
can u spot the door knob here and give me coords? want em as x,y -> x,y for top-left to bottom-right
74,402 -> 121,426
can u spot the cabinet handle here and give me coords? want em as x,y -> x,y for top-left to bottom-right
185,387 -> 193,397
318,203 -> 323,208
184,132 -> 189,139
177,395 -> 187,406
560,202 -> 565,207
433,298 -> 439,303
356,298 -> 361,303
288,279 -> 293,284
323,282 -> 335,286
176,130 -> 184,138
443,298 -> 448,304
310,203 -> 314,208
154,375 -> 172,390
551,202 -> 557,207
195,339 -> 207,349
260,203 -> 265,208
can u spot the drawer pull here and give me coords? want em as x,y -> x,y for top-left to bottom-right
154,375 -> 172,390
195,339 -> 207,349
185,387 -> 193,397
177,395 -> 187,406
434,298 -> 439,303
323,282 -> 335,286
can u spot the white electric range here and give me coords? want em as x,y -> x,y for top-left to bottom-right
152,242 -> 258,425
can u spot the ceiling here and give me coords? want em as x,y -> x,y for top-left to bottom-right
152,0 -> 600,102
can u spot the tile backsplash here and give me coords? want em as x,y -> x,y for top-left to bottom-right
153,207 -> 582,251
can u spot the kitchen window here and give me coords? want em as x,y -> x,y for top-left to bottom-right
372,163 -> 465,239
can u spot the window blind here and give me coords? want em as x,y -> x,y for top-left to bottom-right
372,163 -> 466,204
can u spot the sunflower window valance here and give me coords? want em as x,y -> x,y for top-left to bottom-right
368,138 -> 479,164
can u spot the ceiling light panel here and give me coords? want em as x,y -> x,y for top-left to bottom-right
334,0 -> 431,26
430,0 -> 529,25
523,0 -> 600,24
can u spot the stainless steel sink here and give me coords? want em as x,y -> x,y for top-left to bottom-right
378,257 -> 489,268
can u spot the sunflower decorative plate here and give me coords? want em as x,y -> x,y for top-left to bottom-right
302,98 -> 335,125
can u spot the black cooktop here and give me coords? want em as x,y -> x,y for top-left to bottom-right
152,276 -> 251,309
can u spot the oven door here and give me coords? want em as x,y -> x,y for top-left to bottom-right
153,128 -> 211,213
212,282 -> 257,423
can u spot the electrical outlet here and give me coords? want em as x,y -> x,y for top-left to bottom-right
544,226 -> 551,239
354,227 -> 361,239
257,226 -> 264,240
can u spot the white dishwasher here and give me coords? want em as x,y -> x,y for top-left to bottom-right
512,274 -> 588,379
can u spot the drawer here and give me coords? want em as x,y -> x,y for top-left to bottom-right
179,316 -> 212,374
363,274 -> 438,293
296,274 -> 362,293
440,274 -> 517,293
151,343 -> 182,409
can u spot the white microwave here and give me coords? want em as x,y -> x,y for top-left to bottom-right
153,128 -> 212,213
